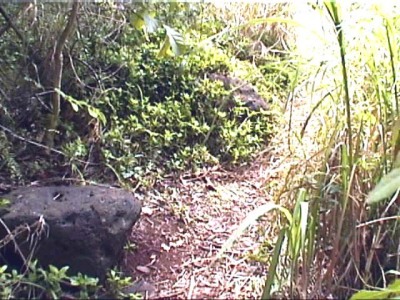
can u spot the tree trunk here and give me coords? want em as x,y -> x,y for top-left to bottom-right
44,1 -> 79,151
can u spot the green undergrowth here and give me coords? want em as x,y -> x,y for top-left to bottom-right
0,3 -> 295,299
0,262 -> 141,299
0,3 -> 291,186
96,41 -> 281,183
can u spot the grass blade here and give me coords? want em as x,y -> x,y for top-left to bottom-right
262,227 -> 288,300
216,203 -> 292,260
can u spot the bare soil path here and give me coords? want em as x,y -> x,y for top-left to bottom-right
123,162 -> 276,299
122,95 -> 319,299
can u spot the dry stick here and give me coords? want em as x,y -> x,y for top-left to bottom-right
67,53 -> 85,88
0,123 -> 64,156
0,86 -> 10,101
73,57 -> 104,92
1,4 -> 29,35
0,218 -> 27,267
286,91 -> 294,151
356,215 -> 400,228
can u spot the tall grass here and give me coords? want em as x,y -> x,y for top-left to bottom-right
276,1 -> 400,298
211,1 -> 400,298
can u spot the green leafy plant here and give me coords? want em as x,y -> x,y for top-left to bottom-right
0,261 -> 143,299
70,273 -> 99,299
106,269 -> 142,300
367,167 -> 400,204
0,261 -> 96,299
97,39 -> 278,182
57,89 -> 107,126
351,279 -> 400,300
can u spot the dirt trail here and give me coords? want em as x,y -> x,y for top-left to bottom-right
123,96 -> 319,299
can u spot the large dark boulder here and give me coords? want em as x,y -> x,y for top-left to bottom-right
0,185 -> 141,282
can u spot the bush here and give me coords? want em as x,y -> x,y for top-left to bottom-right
0,3 -> 283,185
96,39 -> 277,181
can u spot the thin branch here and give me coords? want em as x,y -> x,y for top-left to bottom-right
356,216 -> 400,228
0,86 -> 10,101
0,218 -> 28,267
54,1 -> 79,58
67,52 -> 85,88
0,22 -> 10,37
0,123 -> 64,156
0,5 -> 25,42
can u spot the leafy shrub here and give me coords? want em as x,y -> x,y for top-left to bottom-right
97,39 -> 277,180
0,3 -> 283,185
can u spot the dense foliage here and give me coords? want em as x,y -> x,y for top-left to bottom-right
0,3 -> 289,298
0,2 -> 285,186
4,2 -> 399,300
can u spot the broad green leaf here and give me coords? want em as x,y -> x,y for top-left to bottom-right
70,101 -> 79,112
367,168 -> 400,204
143,12 -> 158,33
158,37 -> 170,58
289,189 -> 309,259
0,198 -> 10,207
324,0 -> 342,28
87,106 -> 98,119
55,88 -> 82,112
391,117 -> 400,168
49,265 -> 58,274
88,107 -> 107,125
55,88 -> 106,125
299,201 -> 309,249
391,280 -> 400,289
131,12 -> 145,30
262,227 -> 287,299
163,25 -> 185,56
351,290 -> 394,300
131,10 -> 158,33
351,279 -> 400,300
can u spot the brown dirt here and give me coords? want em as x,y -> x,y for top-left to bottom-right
121,94 -> 322,299
121,154 -> 289,299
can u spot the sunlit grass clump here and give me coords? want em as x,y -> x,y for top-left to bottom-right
273,2 -> 400,298
218,1 -> 400,299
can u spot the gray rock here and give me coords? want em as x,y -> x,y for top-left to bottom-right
207,73 -> 269,111
0,185 -> 141,282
